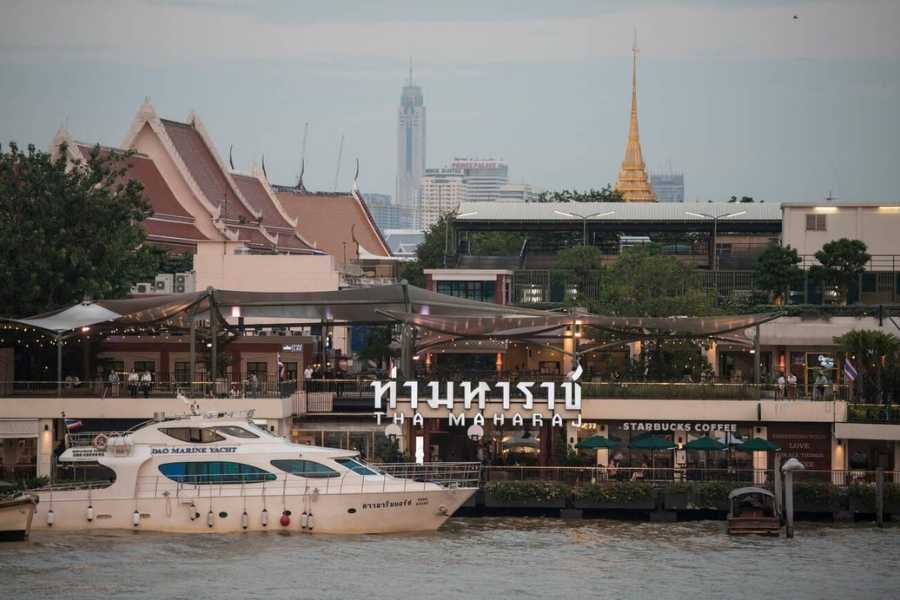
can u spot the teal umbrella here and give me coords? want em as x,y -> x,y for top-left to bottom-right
576,435 -> 620,450
685,437 -> 727,451
739,437 -> 781,452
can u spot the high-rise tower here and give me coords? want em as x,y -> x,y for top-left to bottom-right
396,60 -> 427,227
614,33 -> 656,202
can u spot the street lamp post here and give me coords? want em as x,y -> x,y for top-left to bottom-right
684,209 -> 747,272
444,210 -> 478,268
553,209 -> 616,246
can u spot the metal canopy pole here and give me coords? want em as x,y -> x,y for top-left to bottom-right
753,325 -> 761,385
56,335 -> 63,397
189,314 -> 197,390
208,288 -> 218,384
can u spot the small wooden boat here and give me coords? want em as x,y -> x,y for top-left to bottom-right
0,492 -> 39,541
727,487 -> 781,536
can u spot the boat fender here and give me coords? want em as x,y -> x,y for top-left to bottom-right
300,511 -> 307,530
261,508 -> 269,527
47,509 -> 55,527
280,511 -> 290,527
132,510 -> 141,527
207,511 -> 214,528
306,513 -> 313,530
241,511 -> 249,530
86,505 -> 95,522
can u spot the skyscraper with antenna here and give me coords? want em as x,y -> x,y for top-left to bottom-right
396,59 -> 426,228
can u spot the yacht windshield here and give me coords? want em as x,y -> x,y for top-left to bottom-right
336,458 -> 378,476
270,459 -> 340,478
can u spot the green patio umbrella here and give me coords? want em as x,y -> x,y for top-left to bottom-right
739,437 -> 781,452
629,436 -> 676,477
576,435 -> 620,450
685,436 -> 727,470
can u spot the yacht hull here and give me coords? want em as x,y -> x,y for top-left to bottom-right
0,494 -> 38,541
29,487 -> 474,534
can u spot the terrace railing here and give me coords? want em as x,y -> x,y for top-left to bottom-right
0,379 -> 298,400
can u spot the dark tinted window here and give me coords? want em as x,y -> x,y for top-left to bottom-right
160,428 -> 225,444
158,461 -> 275,484
270,459 -> 339,478
336,458 -> 377,476
214,426 -> 259,439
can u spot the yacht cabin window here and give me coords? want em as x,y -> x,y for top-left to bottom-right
160,427 -> 225,444
214,426 -> 259,439
270,459 -> 340,478
158,461 -> 276,484
335,458 -> 378,476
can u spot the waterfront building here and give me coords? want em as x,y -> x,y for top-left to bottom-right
363,193 -> 415,231
451,158 -> 509,203
649,172 -> 685,203
614,37 -> 657,202
396,66 -> 427,228
419,167 -> 467,229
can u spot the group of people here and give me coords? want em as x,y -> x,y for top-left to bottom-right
774,370 -> 832,400
100,368 -> 153,398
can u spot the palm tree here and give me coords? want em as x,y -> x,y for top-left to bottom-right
833,329 -> 900,403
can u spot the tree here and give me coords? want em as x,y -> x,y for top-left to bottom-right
468,231 -> 525,256
754,244 -> 803,304
811,238 -> 871,304
0,142 -> 158,317
834,329 -> 900,403
534,185 -> 623,203
356,325 -> 398,370
552,246 -> 603,306
598,245 -> 715,317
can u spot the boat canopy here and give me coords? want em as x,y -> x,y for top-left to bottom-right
728,487 -> 775,500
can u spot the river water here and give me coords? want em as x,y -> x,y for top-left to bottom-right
3,519 -> 898,600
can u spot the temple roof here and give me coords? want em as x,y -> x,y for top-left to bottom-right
274,186 -> 391,263
231,173 -> 320,254
614,38 -> 657,203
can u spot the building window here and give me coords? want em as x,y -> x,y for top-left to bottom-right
134,360 -> 155,374
174,361 -> 191,384
270,459 -> 339,478
247,362 -> 268,381
283,362 -> 298,382
805,214 -> 826,231
436,280 -> 496,303
158,461 -> 276,484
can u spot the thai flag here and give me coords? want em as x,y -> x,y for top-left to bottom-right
64,417 -> 83,431
843,358 -> 858,382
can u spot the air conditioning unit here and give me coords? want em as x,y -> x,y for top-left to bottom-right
155,274 -> 174,294
130,282 -> 152,295
173,272 -> 195,294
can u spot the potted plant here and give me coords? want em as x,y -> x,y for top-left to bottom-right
483,480 -> 570,508
572,481 -> 655,510
663,482 -> 693,510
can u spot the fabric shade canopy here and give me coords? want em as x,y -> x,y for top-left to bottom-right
575,435 -> 620,450
629,436 -> 676,450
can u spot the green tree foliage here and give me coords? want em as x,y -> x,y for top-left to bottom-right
811,238 -> 871,304
598,245 -> 715,317
356,325 -> 398,369
468,231 -> 525,255
833,329 -> 900,403
754,244 -> 803,304
0,142 -> 159,317
552,246 -> 603,306
534,184 -> 623,203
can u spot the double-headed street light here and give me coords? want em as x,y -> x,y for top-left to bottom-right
553,209 -> 616,246
444,210 -> 478,267
684,209 -> 747,272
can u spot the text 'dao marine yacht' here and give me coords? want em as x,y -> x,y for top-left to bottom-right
30,408 -> 478,534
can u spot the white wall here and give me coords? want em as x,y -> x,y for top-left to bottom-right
783,205 -> 900,264
194,242 -> 340,293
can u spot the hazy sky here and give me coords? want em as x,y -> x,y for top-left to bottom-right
2,0 -> 899,202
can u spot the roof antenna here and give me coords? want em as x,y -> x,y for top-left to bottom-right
228,145 -> 235,170
261,154 -> 268,181
332,134 -> 344,192
297,122 -> 309,191
352,158 -> 360,194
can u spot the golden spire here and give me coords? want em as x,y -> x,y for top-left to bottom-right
615,29 -> 656,202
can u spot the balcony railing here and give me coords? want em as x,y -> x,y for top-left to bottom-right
847,403 -> 900,424
0,379 -> 298,399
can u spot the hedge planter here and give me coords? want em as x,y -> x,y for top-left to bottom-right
885,484 -> 900,514
484,481 -> 570,509
793,482 -> 842,513
572,482 -> 656,510
689,481 -> 745,511
663,483 -> 693,510
848,484 -> 877,514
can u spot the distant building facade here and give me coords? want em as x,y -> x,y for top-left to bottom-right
450,158 -> 509,203
649,173 -> 685,203
420,167 -> 466,230
363,193 -> 414,231
396,69 -> 426,228
497,182 -> 544,203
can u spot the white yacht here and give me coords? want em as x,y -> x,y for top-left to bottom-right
30,410 -> 478,534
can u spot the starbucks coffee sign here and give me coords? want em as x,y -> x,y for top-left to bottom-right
621,421 -> 738,433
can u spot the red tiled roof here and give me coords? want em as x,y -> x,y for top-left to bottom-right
275,189 -> 391,264
145,218 -> 209,243
225,223 -> 274,251
232,173 -> 318,254
160,119 -> 256,222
